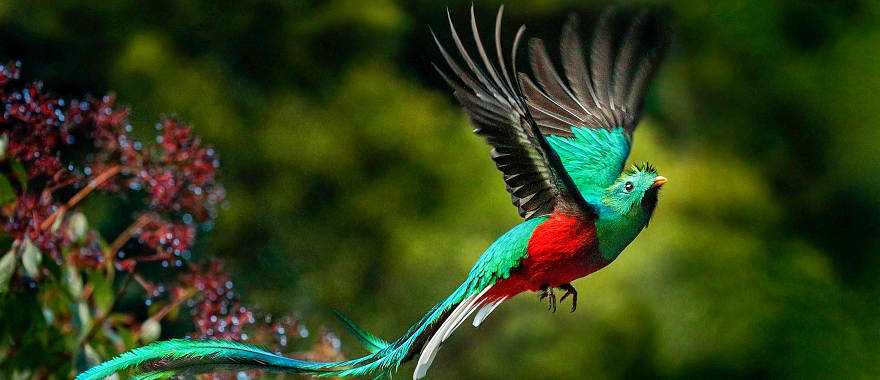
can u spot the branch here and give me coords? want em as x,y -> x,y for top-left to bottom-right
40,165 -> 121,230
106,213 -> 154,269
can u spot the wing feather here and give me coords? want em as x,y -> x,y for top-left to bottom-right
435,6 -> 596,220
525,9 -> 669,136
521,9 -> 668,191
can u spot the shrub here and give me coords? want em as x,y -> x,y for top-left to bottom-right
0,62 -> 341,379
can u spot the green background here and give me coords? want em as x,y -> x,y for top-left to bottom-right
2,0 -> 878,378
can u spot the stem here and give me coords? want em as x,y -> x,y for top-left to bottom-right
128,288 -> 197,342
150,288 -> 196,323
106,213 -> 153,269
131,273 -> 152,291
40,165 -> 121,230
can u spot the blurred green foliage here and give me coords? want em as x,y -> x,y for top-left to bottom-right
2,0 -> 879,378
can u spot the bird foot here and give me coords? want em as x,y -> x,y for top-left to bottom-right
539,285 -> 557,313
558,283 -> 578,313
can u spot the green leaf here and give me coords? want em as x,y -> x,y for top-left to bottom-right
21,238 -> 42,277
63,263 -> 83,298
0,173 -> 15,205
90,270 -> 113,312
75,301 -> 92,339
0,250 -> 17,293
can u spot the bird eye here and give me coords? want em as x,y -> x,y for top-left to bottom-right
624,181 -> 634,192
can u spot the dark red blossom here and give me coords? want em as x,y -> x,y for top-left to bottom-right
137,219 -> 195,257
3,192 -> 63,260
182,261 -> 256,340
139,119 -> 223,220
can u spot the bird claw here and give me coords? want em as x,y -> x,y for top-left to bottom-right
558,283 -> 578,313
539,286 -> 557,313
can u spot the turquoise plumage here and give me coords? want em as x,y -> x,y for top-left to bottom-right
77,339 -> 330,379
546,127 -> 631,206
332,310 -> 390,354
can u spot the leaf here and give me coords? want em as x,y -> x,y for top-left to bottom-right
0,173 -> 16,205
0,250 -> 18,293
63,263 -> 83,298
76,301 -> 92,337
21,238 -> 42,277
90,270 -> 114,312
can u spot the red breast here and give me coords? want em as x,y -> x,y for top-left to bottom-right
488,212 -> 605,299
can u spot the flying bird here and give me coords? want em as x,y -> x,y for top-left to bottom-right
78,5 -> 669,380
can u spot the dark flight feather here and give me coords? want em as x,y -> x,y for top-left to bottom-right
522,9 -> 669,138
434,6 -> 595,220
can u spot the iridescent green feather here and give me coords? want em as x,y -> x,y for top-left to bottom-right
465,216 -> 546,292
546,127 -> 631,206
75,339 -> 337,380
333,310 -> 390,353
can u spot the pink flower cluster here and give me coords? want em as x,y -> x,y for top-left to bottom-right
183,261 -> 256,340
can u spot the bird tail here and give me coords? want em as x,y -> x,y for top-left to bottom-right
332,309 -> 391,354
76,282 -> 502,380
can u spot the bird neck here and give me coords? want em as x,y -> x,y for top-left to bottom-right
593,202 -> 650,261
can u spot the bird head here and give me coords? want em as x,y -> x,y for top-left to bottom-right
602,163 -> 667,220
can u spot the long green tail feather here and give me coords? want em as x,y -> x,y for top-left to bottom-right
78,282 -> 476,379
75,339 -> 340,380
333,310 -> 391,354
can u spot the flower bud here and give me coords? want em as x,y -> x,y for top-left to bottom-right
67,212 -> 89,242
140,319 -> 161,343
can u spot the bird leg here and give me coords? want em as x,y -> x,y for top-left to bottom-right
539,285 -> 557,313
558,283 -> 578,313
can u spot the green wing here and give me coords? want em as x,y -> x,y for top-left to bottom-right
546,128 -> 630,204
520,11 -> 668,196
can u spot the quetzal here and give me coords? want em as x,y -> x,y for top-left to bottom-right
78,6 -> 668,380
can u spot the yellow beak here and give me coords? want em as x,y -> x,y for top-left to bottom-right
652,176 -> 668,188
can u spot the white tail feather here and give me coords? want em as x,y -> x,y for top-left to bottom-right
413,286 -> 492,380
441,298 -> 483,341
472,297 -> 506,327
